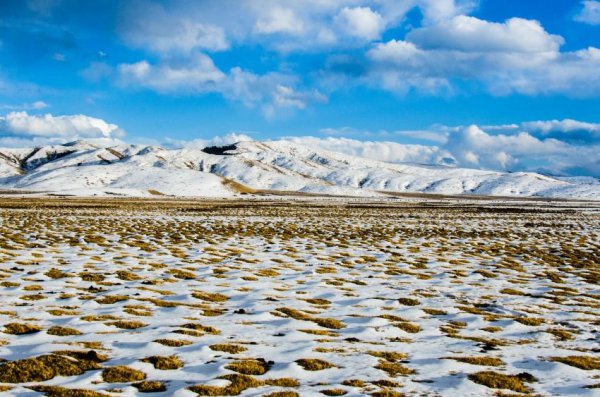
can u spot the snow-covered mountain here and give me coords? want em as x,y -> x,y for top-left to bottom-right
0,140 -> 598,200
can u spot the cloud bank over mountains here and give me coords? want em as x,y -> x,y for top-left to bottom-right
1,111 -> 598,177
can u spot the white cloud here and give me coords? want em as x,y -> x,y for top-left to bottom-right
335,7 -> 384,40
0,111 -> 125,140
119,1 -> 229,53
163,133 -> 254,149
0,101 -> 50,111
308,120 -> 600,176
117,54 -> 225,93
522,119 -> 600,135
254,6 -> 304,35
363,15 -> 600,96
407,16 -> 563,53
283,136 -> 454,165
575,0 -> 600,25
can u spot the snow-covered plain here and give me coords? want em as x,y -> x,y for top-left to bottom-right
0,198 -> 599,396
0,140 -> 599,200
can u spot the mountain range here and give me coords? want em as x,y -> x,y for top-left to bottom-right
0,140 -> 598,200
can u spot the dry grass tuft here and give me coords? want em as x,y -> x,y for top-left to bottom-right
261,392 -> 299,397
549,355 -> 600,370
209,343 -> 247,354
154,339 -> 193,347
192,291 -> 229,302
47,326 -> 82,336
368,351 -> 408,361
134,381 -> 167,393
375,360 -> 415,376
28,385 -> 108,397
3,322 -> 41,334
106,320 -> 146,329
225,359 -> 271,375
320,388 -> 348,396
102,366 -> 147,383
443,356 -> 504,366
514,317 -> 544,326
397,298 -> 420,306
296,358 -> 336,371
141,355 -> 184,370
468,371 -> 534,393
0,351 -> 106,383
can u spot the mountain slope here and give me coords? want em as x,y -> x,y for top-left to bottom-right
0,140 -> 598,200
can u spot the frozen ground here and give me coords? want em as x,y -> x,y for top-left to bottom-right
0,197 -> 599,396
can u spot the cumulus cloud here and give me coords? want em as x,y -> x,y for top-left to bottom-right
574,0 -> 600,25
407,16 -> 562,53
117,57 -> 326,116
117,54 -> 225,93
119,1 -> 229,53
361,15 -> 600,96
164,133 -> 254,149
334,7 -> 385,41
254,6 -> 305,35
305,119 -> 600,176
0,111 -> 125,140
283,136 -> 455,165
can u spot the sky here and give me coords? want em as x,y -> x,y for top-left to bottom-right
0,0 -> 599,176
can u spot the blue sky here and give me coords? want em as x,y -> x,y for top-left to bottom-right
0,0 -> 599,176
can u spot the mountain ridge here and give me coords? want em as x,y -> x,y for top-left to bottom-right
0,140 -> 598,200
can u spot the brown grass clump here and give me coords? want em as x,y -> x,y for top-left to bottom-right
45,268 -> 70,279
468,371 -> 534,393
299,329 -> 339,337
116,270 -> 141,281
320,388 -> 347,396
397,298 -> 420,306
422,308 -> 446,315
275,307 -> 345,329
106,320 -> 146,329
96,295 -> 128,304
545,328 -> 574,341
180,323 -> 220,334
342,379 -> 366,387
189,373 -> 298,396
262,392 -> 299,397
303,298 -> 331,305
549,355 -> 600,370
371,380 -> 402,388
80,273 -> 105,282
134,381 -> 167,393
370,390 -> 405,397
209,343 -> 247,354
102,366 -> 146,383
368,351 -> 408,361
0,351 -> 106,383
443,356 -> 504,366
393,322 -> 421,333
500,288 -> 526,296
192,291 -> 229,302
296,358 -> 336,371
47,326 -> 82,336
141,355 -> 184,370
3,322 -> 42,334
154,339 -> 193,347
514,317 -> 544,326
225,359 -> 271,375
375,360 -> 415,376
28,385 -> 108,397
